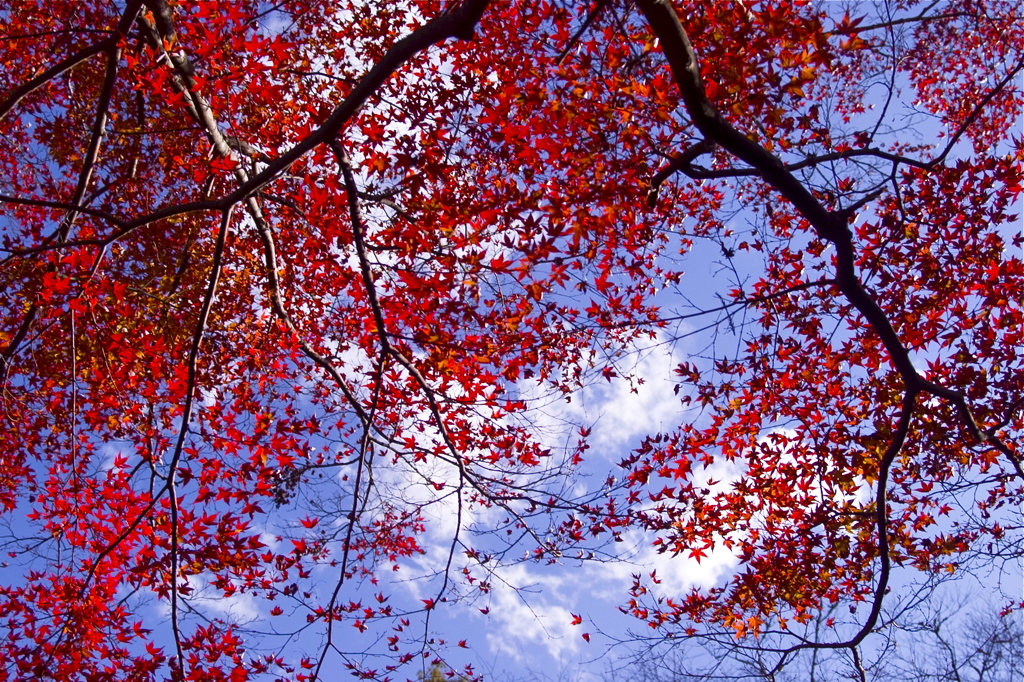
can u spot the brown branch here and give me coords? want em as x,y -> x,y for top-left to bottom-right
77,208 -> 232,615
760,388 -> 918,665
0,1 -> 141,121
166,207 -> 233,665
649,33 -> 1024,192
0,42 -> 110,122
856,389 -> 917,645
635,0 -> 835,231
635,0 -> 920,384
208,0 -> 495,204
330,141 -> 391,350
7,0 -> 495,262
647,137 -> 716,206
137,1 -> 372,433
0,194 -> 224,259
638,0 -> 1017,655
0,194 -> 127,234
915,378 -> 1024,479
57,32 -> 129,241
306,142 -> 396,680
930,53 -> 1024,166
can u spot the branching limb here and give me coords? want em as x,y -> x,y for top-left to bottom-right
929,53 -> 1024,167
165,206 -> 232,664
751,388 -> 918,666
0,0 -> 141,123
635,0 -> 1014,652
914,379 -> 1024,479
635,0 -> 925,387
56,28 -> 129,242
194,0 -> 496,204
78,206 -> 232,649
253,220 -> 369,421
0,1 -> 142,388
4,0 -> 495,263
137,0 -> 372,427
556,0 -> 612,65
647,137 -> 716,207
329,136 -> 549,551
635,0 -> 835,232
330,140 -> 390,351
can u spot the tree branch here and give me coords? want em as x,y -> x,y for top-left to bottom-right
0,1 -> 141,122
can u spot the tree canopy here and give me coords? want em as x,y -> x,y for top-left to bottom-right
0,0 -> 1021,680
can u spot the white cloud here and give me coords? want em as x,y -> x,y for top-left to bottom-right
482,564 -> 583,663
518,333 -> 683,457
153,574 -> 262,624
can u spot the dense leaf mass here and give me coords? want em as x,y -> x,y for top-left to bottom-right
0,0 -> 1020,679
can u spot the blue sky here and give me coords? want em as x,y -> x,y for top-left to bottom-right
1,1 -> 1021,680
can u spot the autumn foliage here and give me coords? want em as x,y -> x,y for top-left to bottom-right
0,0 -> 1021,679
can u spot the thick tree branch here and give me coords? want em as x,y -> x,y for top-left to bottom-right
648,137 -> 716,206
635,0 -> 836,233
163,206 -> 231,664
57,35 -> 126,242
206,0 -> 495,204
635,0 -> 1019,652
758,388 -> 917,664
636,0 -> 925,385
5,0 -> 494,261
331,141 -> 391,351
0,0 -> 140,123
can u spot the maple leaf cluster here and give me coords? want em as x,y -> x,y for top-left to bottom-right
0,0 -> 1020,679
